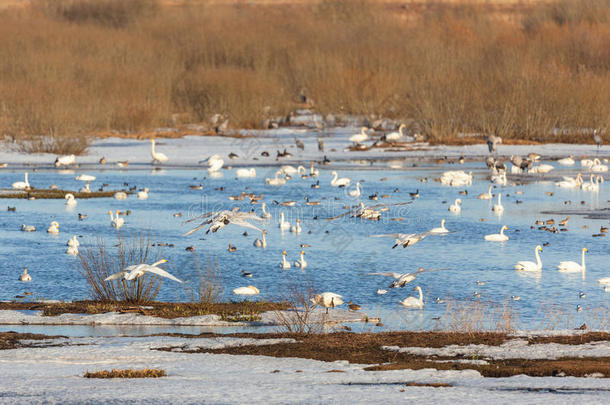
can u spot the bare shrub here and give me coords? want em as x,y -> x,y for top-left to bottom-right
441,299 -> 517,335
274,283 -> 326,334
182,254 -> 223,307
78,232 -> 164,304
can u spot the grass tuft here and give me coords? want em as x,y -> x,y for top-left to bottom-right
84,368 -> 165,379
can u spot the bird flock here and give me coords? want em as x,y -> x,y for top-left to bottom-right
4,131 -> 610,318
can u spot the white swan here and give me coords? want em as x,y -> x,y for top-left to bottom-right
385,123 -> 406,142
581,174 -> 600,191
492,193 -> 504,213
581,158 -> 594,168
449,198 -> 462,213
279,212 -> 290,231
490,171 -> 507,186
109,210 -> 124,229
21,224 -> 36,232
65,193 -> 77,207
75,174 -> 96,182
236,168 -> 256,178
484,225 -> 509,241
67,235 -> 80,248
349,127 -> 369,144
105,259 -> 182,283
330,171 -> 351,187
114,191 -> 127,200
529,163 -> 554,174
233,285 -> 260,295
66,245 -> 79,256
558,247 -> 587,273
280,250 -> 291,269
137,188 -> 149,199
557,156 -> 575,166
280,165 -> 298,175
294,250 -> 307,269
253,230 -> 267,248
598,277 -> 610,286
266,170 -> 286,186
590,158 -> 608,172
515,245 -> 543,272
12,172 -> 30,190
429,219 -> 449,234
47,221 -> 59,234
348,182 -> 361,197
80,182 -> 92,193
290,219 -> 302,234
54,154 -> 76,167
477,184 -> 493,200
150,139 -> 168,164
19,268 -> 31,282
399,286 -> 424,308
440,170 -> 472,187
311,292 -> 344,313
201,154 -> 224,172
555,173 -> 583,188
261,202 -> 272,219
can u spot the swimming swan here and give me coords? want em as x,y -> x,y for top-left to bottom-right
449,198 -> 462,213
12,172 -> 30,190
330,171 -> 351,187
492,193 -> 504,213
477,184 -> 492,200
515,245 -> 543,272
399,286 -> 424,308
65,193 -> 77,207
294,250 -> 307,269
429,219 -> 449,234
280,250 -> 291,269
484,225 -> 509,241
233,286 -> 260,295
557,247 -> 587,273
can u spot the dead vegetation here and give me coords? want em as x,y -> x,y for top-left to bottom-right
171,331 -> 610,378
0,0 -> 607,153
84,368 -> 166,379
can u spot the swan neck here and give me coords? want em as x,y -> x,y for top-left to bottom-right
535,248 -> 542,266
417,287 -> 423,301
582,250 -> 586,270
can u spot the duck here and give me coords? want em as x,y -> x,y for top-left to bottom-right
484,225 -> 509,241
64,193 -> 77,207
311,292 -> 344,313
290,219 -> 302,234
492,193 -> 504,213
279,212 -> 290,231
228,243 -> 237,252
137,188 -> 149,199
233,286 -> 260,295
557,247 -> 587,273
109,211 -> 124,229
280,250 -> 291,270
19,268 -> 31,282
150,139 -> 168,164
117,160 -> 129,167
21,224 -> 36,232
253,230 -> 267,248
348,182 -> 362,198
399,286 -> 424,308
241,270 -> 253,278
293,250 -> 307,269
477,184 -> 493,200
12,172 -> 30,190
429,219 -> 449,234
449,198 -> 462,213
47,221 -> 60,234
330,171 -> 351,187
515,245 -> 543,272
409,189 -> 420,198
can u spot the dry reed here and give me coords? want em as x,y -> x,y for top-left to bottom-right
84,368 -> 166,378
0,0 -> 608,153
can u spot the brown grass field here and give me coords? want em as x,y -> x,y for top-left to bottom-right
0,0 -> 608,153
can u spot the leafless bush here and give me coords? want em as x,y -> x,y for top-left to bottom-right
84,368 -> 165,378
78,232 -> 163,304
441,299 -> 517,335
182,254 -> 223,307
274,283 -> 326,334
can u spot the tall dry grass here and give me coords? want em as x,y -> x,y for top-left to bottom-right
0,0 -> 608,152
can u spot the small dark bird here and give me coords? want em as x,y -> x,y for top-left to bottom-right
347,301 -> 361,311
7,206 -> 16,212
228,243 -> 237,252
78,213 -> 87,220
186,246 -> 195,252
99,157 -> 106,164
261,151 -> 269,157
228,152 -> 239,159
409,189 -> 419,198
241,270 -> 253,278
295,138 -> 305,150
317,138 -> 325,152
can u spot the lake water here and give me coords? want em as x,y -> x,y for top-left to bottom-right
1,161 -> 608,332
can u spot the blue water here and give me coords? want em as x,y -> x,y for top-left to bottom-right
1,162 -> 609,331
